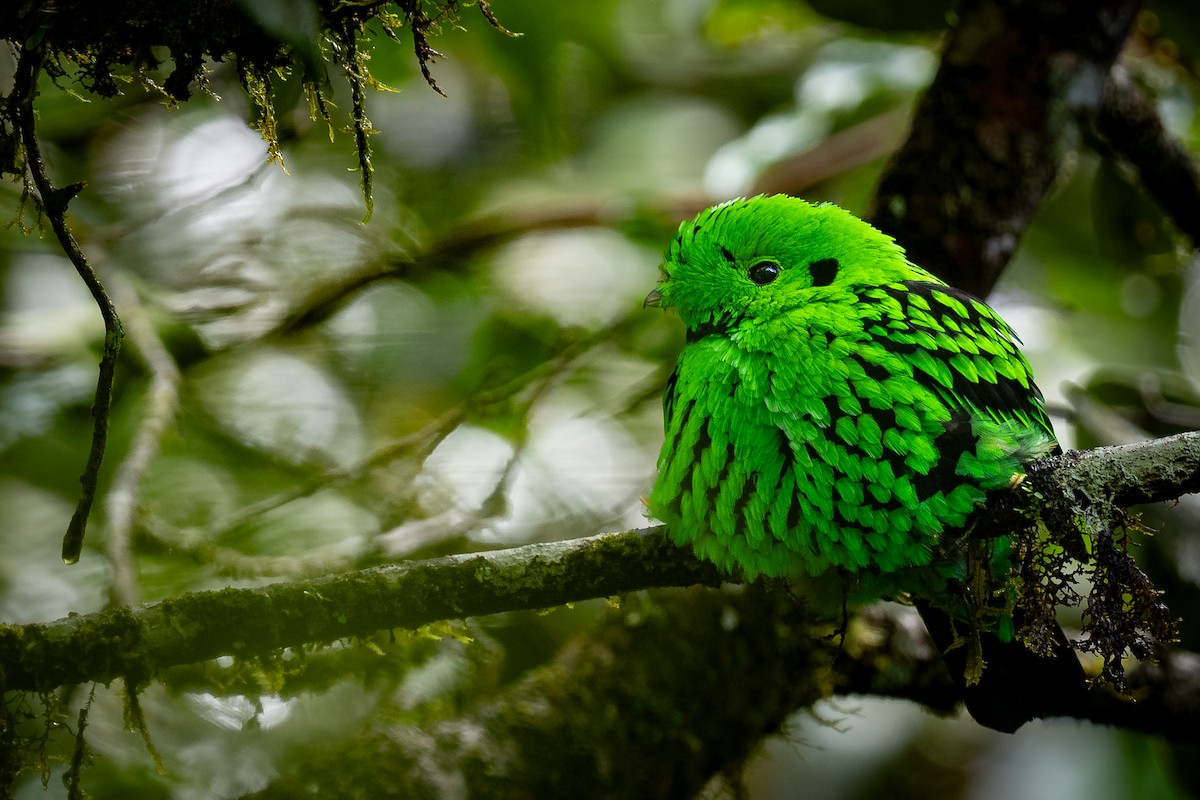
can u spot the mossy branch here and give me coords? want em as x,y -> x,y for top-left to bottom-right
0,530 -> 722,692
1,431 -> 1197,698
981,430 -> 1200,536
959,430 -> 1199,688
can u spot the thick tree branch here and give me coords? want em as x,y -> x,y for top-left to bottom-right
0,530 -> 721,692
2,432 -> 1197,700
868,0 -> 1142,296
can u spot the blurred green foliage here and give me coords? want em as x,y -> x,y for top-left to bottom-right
2,0 -> 1200,796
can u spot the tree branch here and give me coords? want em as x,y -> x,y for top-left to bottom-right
0,529 -> 721,692
868,0 -> 1142,296
251,589 -> 1200,798
1093,66 -> 1200,244
2,432 -> 1197,699
977,429 -> 1200,539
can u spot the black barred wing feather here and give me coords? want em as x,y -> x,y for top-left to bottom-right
856,280 -> 1058,499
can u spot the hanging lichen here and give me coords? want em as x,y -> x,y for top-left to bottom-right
0,0 -> 515,212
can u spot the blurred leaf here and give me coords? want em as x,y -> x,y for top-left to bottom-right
192,348 -> 367,468
454,312 -> 561,399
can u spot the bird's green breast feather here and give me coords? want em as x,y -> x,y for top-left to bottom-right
648,279 -> 1055,582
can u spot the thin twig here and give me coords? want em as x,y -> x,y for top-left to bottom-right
260,191 -> 704,342
376,342 -> 574,556
102,276 -> 181,605
190,406 -> 465,544
12,42 -> 125,564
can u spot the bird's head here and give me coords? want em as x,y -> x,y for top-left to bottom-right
645,195 -> 915,334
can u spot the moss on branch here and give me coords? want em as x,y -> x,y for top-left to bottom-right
0,529 -> 721,692
0,431 -> 1197,697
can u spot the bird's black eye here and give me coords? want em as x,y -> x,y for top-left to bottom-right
748,260 -> 780,286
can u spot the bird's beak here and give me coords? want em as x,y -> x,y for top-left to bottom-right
643,286 -> 663,308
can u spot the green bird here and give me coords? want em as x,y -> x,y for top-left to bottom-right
645,195 -> 1085,729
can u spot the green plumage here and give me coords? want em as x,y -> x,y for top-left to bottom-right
646,195 -> 1057,598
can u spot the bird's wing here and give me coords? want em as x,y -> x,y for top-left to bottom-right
844,280 -> 1058,504
863,280 -> 1055,438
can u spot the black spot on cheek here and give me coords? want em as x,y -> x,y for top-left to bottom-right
719,245 -> 736,264
809,258 -> 839,287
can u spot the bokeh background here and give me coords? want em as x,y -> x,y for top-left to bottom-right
2,0 -> 1200,796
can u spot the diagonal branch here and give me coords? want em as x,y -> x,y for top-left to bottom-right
102,276 -> 181,605
868,0 -> 1143,296
1093,66 -> 1200,244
